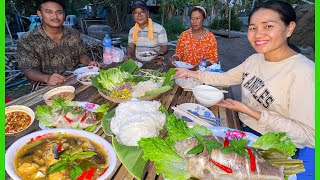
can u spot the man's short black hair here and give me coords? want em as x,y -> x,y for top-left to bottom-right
36,0 -> 66,11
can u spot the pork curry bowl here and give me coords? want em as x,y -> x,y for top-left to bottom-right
6,129 -> 117,180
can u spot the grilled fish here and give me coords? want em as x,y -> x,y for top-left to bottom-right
175,136 -> 284,180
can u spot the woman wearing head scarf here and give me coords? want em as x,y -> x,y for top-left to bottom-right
171,6 -> 218,66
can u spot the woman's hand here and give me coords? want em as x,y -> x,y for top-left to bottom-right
216,99 -> 262,120
88,61 -> 100,68
46,73 -> 66,85
174,68 -> 199,79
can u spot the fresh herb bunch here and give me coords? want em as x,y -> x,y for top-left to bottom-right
187,133 -> 222,155
52,98 -> 83,115
220,138 -> 250,157
48,151 -> 97,180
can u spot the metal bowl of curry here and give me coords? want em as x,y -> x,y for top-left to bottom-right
5,105 -> 35,135
43,86 -> 75,105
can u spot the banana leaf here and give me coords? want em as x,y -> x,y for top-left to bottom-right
101,108 -> 115,136
118,59 -> 139,73
112,136 -> 147,180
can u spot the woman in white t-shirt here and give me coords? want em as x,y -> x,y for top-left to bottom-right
175,1 -> 314,178
175,0 -> 314,172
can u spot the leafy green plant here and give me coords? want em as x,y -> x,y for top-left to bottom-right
209,8 -> 243,31
163,17 -> 187,41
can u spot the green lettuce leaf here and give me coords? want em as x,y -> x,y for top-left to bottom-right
138,137 -> 190,180
166,114 -> 212,142
94,104 -> 110,113
162,68 -> 175,87
250,132 -> 296,157
35,105 -> 54,126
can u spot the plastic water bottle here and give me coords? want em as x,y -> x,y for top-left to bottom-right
199,58 -> 207,71
102,34 -> 112,64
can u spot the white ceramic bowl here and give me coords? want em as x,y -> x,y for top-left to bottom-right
172,61 -> 193,69
5,105 -> 35,135
73,66 -> 99,75
175,78 -> 202,89
193,85 -> 224,107
5,129 -> 117,180
135,61 -> 143,68
138,51 -> 157,62
43,86 -> 75,105
77,72 -> 100,86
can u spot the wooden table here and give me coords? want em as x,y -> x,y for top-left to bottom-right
5,62 -> 241,180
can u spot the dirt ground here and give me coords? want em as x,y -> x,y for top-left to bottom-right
5,31 -> 255,101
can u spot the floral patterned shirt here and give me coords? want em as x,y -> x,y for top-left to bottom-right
175,28 -> 218,65
17,26 -> 86,75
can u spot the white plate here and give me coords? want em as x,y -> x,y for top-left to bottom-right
5,129 -> 117,180
138,51 -> 157,62
172,61 -> 193,69
206,126 -> 258,146
76,72 -> 100,86
173,103 -> 215,127
73,66 -> 99,75
39,101 -> 102,133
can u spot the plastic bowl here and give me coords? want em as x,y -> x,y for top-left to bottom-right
73,66 -> 99,75
193,85 -> 224,107
172,61 -> 193,69
138,51 -> 157,62
43,86 -> 75,105
77,72 -> 100,86
175,78 -> 202,89
5,105 -> 35,135
5,129 -> 117,180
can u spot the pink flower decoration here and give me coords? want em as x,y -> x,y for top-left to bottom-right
85,103 -> 96,109
225,129 -> 246,139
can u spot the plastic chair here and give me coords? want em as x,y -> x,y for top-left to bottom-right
64,15 -> 76,28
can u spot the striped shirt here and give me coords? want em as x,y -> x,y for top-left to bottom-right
128,22 -> 168,58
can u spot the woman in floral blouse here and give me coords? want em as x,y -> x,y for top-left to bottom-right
171,6 -> 218,66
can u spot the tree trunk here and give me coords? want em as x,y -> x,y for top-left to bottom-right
91,0 -> 98,17
182,6 -> 187,28
106,0 -> 131,32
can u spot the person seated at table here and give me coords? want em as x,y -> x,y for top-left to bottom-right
17,0 -> 99,92
170,6 -> 218,66
126,0 -> 168,63
174,1 -> 314,148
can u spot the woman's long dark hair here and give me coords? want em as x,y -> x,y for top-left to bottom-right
248,0 -> 300,52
